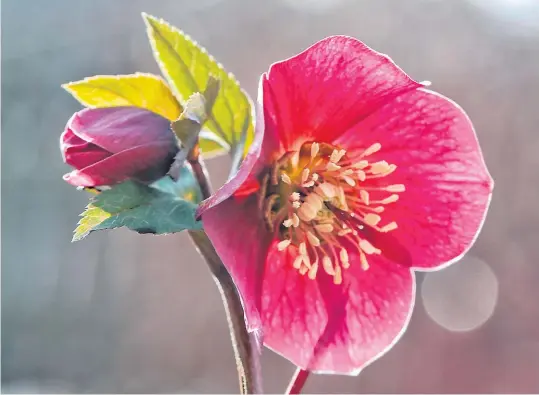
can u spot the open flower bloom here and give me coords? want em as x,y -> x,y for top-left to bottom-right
198,36 -> 493,374
61,106 -> 178,187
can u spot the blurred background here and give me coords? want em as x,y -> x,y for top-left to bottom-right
2,0 -> 539,393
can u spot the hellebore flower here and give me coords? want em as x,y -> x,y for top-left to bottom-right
198,36 -> 493,374
61,106 -> 178,187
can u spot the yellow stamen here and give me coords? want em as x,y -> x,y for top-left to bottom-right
291,213 -> 300,227
353,160 -> 369,169
277,239 -> 291,251
299,242 -> 307,256
316,183 -> 336,199
380,194 -> 399,204
362,142 -> 381,157
360,239 -> 380,254
357,170 -> 366,181
333,265 -> 343,285
301,168 -> 310,184
340,248 -> 349,268
364,213 -> 381,226
386,184 -> 406,192
311,142 -> 320,158
360,189 -> 370,205
293,255 -> 303,269
326,162 -> 341,171
360,254 -> 370,270
370,161 -> 391,174
308,262 -> 318,280
281,174 -> 291,184
380,222 -> 398,232
315,223 -> 334,233
322,256 -> 335,275
306,231 -> 320,246
343,176 -> 356,186
305,193 -> 324,211
292,201 -> 301,209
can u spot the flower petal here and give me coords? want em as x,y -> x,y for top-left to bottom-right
262,36 -> 421,152
262,248 -> 414,374
60,126 -> 111,168
197,76 -> 279,217
201,195 -> 274,330
68,107 -> 175,154
63,142 -> 176,187
336,88 -> 493,269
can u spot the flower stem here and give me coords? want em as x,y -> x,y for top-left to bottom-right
187,144 -> 262,394
188,230 -> 262,394
285,368 -> 310,394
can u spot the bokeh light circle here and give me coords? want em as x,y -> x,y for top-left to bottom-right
421,256 -> 499,332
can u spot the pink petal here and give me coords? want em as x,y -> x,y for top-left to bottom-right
63,142 -> 176,187
68,107 -> 175,154
262,247 -> 414,374
262,36 -> 421,153
201,195 -> 274,331
61,127 -> 111,168
336,88 -> 493,270
197,76 -> 279,217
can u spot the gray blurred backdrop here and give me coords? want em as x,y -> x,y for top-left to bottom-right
2,0 -> 539,393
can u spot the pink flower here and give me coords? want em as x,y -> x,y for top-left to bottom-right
198,36 -> 493,374
61,106 -> 178,187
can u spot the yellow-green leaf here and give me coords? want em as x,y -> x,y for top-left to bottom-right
72,205 -> 111,242
62,73 -> 182,121
142,13 -> 254,158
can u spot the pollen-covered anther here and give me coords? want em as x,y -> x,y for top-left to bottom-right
361,142 -> 381,157
380,222 -> 398,232
343,175 -> 356,186
360,190 -> 370,205
379,194 -> 399,204
340,248 -> 350,269
315,223 -> 334,233
292,201 -> 301,209
333,265 -> 343,285
290,192 -> 300,201
360,254 -> 370,271
360,239 -> 381,255
327,162 -> 341,171
364,213 -> 381,226
283,219 -> 293,228
356,170 -> 366,181
330,149 -> 346,163
386,184 -> 406,192
308,262 -> 318,280
310,142 -> 320,158
301,168 -> 310,184
281,173 -> 291,184
322,256 -> 335,275
315,183 -> 336,199
370,161 -> 391,174
306,231 -> 321,246
277,239 -> 291,251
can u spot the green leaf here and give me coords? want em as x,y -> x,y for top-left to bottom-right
142,13 -> 254,158
72,205 -> 111,242
62,73 -> 182,121
72,175 -> 202,241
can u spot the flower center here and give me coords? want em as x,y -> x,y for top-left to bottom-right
260,141 -> 404,285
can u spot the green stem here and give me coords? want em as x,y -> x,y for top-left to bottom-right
188,230 -> 262,394
188,150 -> 262,394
